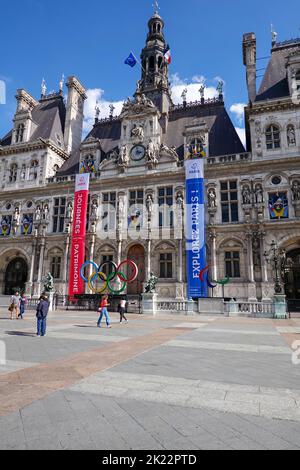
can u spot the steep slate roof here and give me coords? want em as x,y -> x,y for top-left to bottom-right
70,100 -> 245,168
0,94 -> 66,147
256,38 -> 300,102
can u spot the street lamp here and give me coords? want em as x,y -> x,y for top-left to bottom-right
264,240 -> 285,295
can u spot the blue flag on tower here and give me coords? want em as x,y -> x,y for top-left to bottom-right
125,53 -> 137,68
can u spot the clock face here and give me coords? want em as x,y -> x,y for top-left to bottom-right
131,145 -> 146,161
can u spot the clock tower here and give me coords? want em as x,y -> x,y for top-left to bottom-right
140,11 -> 173,115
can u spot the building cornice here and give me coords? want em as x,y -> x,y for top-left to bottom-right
246,98 -> 300,115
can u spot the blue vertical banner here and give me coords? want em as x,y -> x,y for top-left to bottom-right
185,159 -> 207,299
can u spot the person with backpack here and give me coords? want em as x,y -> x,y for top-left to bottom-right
97,294 -> 111,328
36,295 -> 50,337
9,291 -> 21,320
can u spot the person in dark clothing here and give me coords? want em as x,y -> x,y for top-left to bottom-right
118,296 -> 128,324
36,295 -> 50,337
18,294 -> 27,319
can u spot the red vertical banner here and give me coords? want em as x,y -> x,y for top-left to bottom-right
68,174 -> 90,297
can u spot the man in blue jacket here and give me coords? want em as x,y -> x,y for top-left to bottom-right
36,295 -> 50,337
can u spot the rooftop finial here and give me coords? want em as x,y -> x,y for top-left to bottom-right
95,101 -> 100,122
59,74 -> 65,92
41,78 -> 47,97
153,0 -> 160,14
109,104 -> 115,119
271,24 -> 277,46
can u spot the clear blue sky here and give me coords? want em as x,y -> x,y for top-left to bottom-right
1,0 -> 299,138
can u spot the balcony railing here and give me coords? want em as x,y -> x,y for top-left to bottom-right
207,152 -> 251,165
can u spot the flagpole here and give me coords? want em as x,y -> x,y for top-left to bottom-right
131,51 -> 146,74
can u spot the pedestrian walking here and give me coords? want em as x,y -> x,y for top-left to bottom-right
119,297 -> 128,323
18,294 -> 27,319
36,295 -> 50,337
97,295 -> 111,328
9,291 -> 21,320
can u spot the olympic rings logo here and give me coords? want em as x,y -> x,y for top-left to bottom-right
199,266 -> 231,288
80,260 -> 139,295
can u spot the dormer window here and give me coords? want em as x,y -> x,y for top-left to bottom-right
266,125 -> 281,150
16,124 -> 25,143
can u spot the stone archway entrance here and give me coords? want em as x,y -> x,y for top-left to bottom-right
4,258 -> 28,295
127,245 -> 145,295
284,249 -> 300,299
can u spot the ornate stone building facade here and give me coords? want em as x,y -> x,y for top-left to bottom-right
1,12 -> 300,302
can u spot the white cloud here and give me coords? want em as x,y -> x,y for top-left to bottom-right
170,73 -> 222,105
230,103 -> 246,125
83,73 -> 226,135
83,88 -> 124,135
235,127 -> 246,148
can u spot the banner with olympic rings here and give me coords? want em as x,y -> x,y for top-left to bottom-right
68,174 -> 90,297
80,260 -> 139,295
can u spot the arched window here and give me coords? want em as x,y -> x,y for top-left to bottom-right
266,125 -> 281,150
158,56 -> 163,69
225,251 -> 241,278
157,23 -> 161,33
16,124 -> 25,143
149,56 -> 155,71
153,23 -> 157,33
50,256 -> 62,279
9,164 -> 18,183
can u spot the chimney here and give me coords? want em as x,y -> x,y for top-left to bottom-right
64,76 -> 87,155
243,33 -> 257,104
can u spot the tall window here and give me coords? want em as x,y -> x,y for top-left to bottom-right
16,124 -> 25,143
266,125 -> 281,150
102,192 -> 116,232
221,181 -> 239,223
158,187 -> 174,227
51,256 -> 61,279
53,197 -> 66,233
9,164 -> 18,183
129,190 -> 144,231
101,254 -> 114,276
160,253 -> 173,279
225,252 -> 241,278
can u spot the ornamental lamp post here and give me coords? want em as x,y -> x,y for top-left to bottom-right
264,240 -> 287,319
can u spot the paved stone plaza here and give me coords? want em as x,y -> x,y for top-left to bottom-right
0,308 -> 300,450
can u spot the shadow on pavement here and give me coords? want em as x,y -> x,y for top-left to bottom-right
5,331 -> 36,337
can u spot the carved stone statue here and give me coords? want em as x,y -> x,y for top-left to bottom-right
145,272 -> 158,294
42,272 -> 54,293
208,189 -> 217,208
287,126 -> 296,146
35,206 -> 41,222
20,166 -> 26,180
292,181 -> 300,201
118,195 -> 127,227
43,204 -> 49,220
118,145 -> 129,167
66,203 -> 73,220
146,194 -> 153,217
147,140 -> 158,165
242,185 -> 252,205
181,88 -> 188,103
255,184 -> 264,204
91,200 -> 99,219
12,208 -> 20,225
131,124 -> 144,141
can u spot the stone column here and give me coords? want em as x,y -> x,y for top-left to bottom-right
26,238 -> 37,296
260,232 -> 268,283
88,233 -> 96,294
37,237 -> 46,297
63,235 -> 71,295
210,231 -> 217,282
246,232 -> 257,301
178,239 -> 183,283
146,238 -> 152,281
